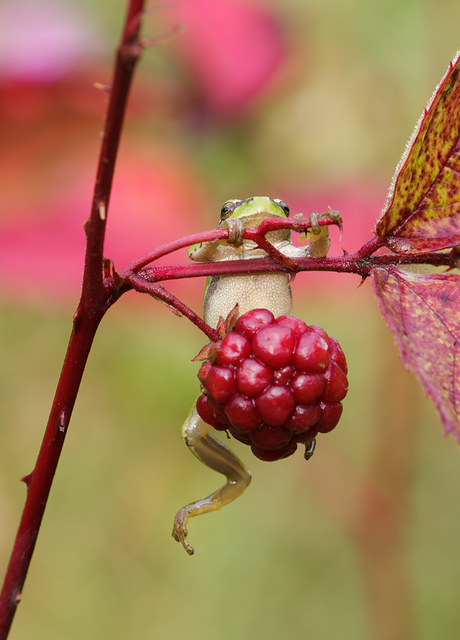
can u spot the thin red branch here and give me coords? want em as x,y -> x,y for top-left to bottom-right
0,2 -> 145,637
120,229 -> 230,275
127,248 -> 459,288
120,219 -> 459,301
82,0 -> 145,312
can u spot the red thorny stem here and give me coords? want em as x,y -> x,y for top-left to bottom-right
121,218 -> 459,300
0,1 -> 145,636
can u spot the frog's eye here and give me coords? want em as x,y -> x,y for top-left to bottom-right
220,200 -> 239,220
273,199 -> 290,216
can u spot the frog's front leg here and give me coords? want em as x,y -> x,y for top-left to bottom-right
277,209 -> 341,261
306,210 -> 342,258
172,406 -> 251,555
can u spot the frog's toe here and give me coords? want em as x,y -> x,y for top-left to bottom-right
226,217 -> 245,247
329,209 -> 342,227
304,438 -> 317,460
308,212 -> 321,235
172,509 -> 195,555
310,209 -> 342,235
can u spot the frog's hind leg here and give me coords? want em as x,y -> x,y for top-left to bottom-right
172,406 -> 252,555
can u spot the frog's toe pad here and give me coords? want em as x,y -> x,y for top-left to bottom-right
172,509 -> 195,555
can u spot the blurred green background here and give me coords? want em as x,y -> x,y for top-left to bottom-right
1,0 -> 460,639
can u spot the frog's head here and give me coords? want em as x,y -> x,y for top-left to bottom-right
218,196 -> 290,229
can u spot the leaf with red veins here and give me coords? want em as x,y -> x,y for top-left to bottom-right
376,49 -> 460,253
372,266 -> 460,442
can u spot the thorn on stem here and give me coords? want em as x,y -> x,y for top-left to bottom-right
93,82 -> 111,95
20,473 -> 32,486
98,201 -> 106,221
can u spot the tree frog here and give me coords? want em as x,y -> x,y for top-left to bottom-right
172,196 -> 340,554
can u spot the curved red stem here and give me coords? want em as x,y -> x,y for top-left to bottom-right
0,1 -> 145,636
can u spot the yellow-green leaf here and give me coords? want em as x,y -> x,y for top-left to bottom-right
376,49 -> 460,253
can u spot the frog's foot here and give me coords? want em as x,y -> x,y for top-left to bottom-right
226,217 -> 245,247
172,507 -> 195,555
173,408 -> 252,555
309,209 -> 342,235
304,437 -> 317,460
306,209 -> 341,258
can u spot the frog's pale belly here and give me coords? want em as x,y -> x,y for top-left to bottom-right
203,272 -> 293,329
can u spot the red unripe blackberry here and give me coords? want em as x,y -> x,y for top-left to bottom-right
284,404 -> 321,433
315,403 -> 343,433
291,372 -> 326,404
236,358 -> 273,396
321,361 -> 349,403
196,309 -> 348,462
275,315 -> 308,336
215,332 -> 252,366
234,308 -> 274,339
205,365 -> 237,403
198,361 -> 212,385
253,324 -> 296,369
250,424 -> 291,451
293,428 -> 318,444
251,440 -> 298,462
205,393 -> 230,427
291,332 -> 331,373
229,427 -> 252,445
273,365 -> 295,385
307,325 -> 331,346
197,394 -> 228,431
255,384 -> 296,426
330,337 -> 348,374
225,394 -> 260,431
196,393 -> 218,427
